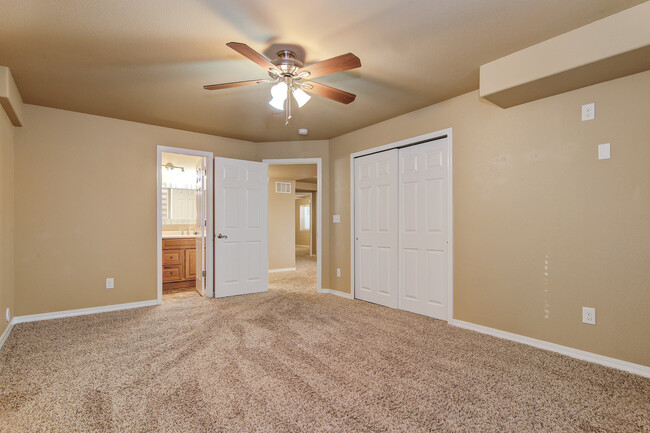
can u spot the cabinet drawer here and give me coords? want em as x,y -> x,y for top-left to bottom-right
163,238 -> 196,249
162,250 -> 182,265
163,266 -> 182,282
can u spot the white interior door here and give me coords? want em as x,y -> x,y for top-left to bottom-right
214,157 -> 269,298
399,138 -> 449,319
195,158 -> 206,296
354,149 -> 399,308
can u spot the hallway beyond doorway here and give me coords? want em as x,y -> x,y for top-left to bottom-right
269,246 -> 317,294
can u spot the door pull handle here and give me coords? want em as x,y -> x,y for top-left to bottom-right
217,233 -> 228,239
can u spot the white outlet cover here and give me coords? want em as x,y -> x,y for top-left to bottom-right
582,306 -> 596,325
598,143 -> 610,160
337,268 -> 341,278
582,103 -> 595,121
106,278 -> 114,289
333,215 -> 341,223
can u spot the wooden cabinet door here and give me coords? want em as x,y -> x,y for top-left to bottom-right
185,249 -> 197,280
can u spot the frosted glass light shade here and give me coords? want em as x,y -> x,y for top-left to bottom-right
269,97 -> 285,110
292,88 -> 311,107
269,82 -> 288,110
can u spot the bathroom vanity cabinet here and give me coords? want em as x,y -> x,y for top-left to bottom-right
162,237 -> 196,290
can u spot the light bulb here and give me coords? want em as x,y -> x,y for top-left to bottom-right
292,88 -> 311,108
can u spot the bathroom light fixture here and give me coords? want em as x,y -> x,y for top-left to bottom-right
163,163 -> 184,172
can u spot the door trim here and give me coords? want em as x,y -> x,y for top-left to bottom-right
263,158 -> 323,293
349,128 -> 454,323
157,146 -> 214,301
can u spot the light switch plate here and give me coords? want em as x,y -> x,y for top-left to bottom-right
333,215 -> 341,223
598,143 -> 610,160
106,278 -> 114,289
582,103 -> 595,121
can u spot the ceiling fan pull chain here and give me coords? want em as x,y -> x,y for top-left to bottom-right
286,82 -> 291,126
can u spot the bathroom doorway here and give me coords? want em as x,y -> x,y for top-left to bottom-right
156,146 -> 214,302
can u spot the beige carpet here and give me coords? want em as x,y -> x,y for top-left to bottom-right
1,275 -> 648,431
269,246 -> 317,294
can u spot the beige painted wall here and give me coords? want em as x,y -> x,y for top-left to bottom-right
256,141 -> 329,287
0,108 -> 14,335
14,105 -> 256,315
295,197 -> 311,247
329,71 -> 650,366
268,179 -> 295,270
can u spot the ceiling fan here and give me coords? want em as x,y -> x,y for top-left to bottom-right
204,42 -> 361,125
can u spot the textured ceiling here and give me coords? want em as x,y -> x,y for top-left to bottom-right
0,0 -> 644,142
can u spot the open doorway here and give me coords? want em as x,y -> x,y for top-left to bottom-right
264,159 -> 321,294
157,146 -> 213,303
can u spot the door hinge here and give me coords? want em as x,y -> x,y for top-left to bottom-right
202,270 -> 206,278
203,169 -> 207,176
203,219 -> 207,227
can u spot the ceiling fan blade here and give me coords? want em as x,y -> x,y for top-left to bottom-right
203,79 -> 267,90
226,42 -> 279,73
299,53 -> 361,79
303,81 -> 356,104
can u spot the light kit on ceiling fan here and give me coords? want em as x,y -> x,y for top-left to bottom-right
204,42 -> 361,125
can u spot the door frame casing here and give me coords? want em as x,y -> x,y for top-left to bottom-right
157,146 -> 214,301
349,128 -> 454,323
263,158 -> 323,293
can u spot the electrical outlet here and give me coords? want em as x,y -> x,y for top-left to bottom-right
337,268 -> 341,278
106,278 -> 114,289
582,307 -> 596,325
5,308 -> 10,323
582,103 -> 595,121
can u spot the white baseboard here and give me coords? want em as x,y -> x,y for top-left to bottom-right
318,288 -> 354,299
12,299 -> 162,324
0,320 -> 15,351
268,267 -> 296,273
450,319 -> 650,378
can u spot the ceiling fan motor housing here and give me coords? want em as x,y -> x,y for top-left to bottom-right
271,50 -> 303,77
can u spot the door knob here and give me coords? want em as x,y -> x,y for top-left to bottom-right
217,233 -> 228,239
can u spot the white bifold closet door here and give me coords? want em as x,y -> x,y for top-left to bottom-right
354,137 -> 449,320
354,149 -> 399,308
398,138 -> 449,319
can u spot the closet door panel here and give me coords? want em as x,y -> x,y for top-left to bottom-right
399,138 -> 449,319
354,150 -> 399,308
